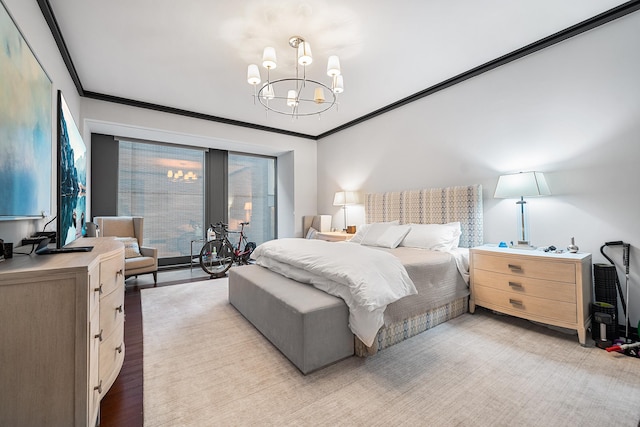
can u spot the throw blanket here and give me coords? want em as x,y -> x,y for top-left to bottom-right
251,238 -> 417,346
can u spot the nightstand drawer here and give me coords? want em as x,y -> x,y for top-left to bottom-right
473,253 -> 575,283
473,269 -> 576,304
474,285 -> 577,323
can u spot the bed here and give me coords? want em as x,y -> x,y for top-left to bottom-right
230,184 -> 483,370
353,184 -> 483,354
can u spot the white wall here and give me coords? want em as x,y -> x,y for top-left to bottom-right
317,12 -> 640,327
0,0 -> 80,245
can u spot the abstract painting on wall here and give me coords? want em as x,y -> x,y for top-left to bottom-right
0,0 -> 52,218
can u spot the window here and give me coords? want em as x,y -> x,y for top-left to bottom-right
228,153 -> 276,245
118,140 -> 205,259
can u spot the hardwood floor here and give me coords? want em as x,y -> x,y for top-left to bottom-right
99,268 -> 210,427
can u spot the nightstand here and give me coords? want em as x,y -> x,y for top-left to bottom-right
469,246 -> 592,345
316,231 -> 353,242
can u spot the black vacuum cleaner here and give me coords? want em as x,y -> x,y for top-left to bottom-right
593,241 -> 635,354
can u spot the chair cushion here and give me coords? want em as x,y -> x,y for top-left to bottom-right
125,256 -> 156,270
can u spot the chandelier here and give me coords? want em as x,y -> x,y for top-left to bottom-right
246,36 -> 343,118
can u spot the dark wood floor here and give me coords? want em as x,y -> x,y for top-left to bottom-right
99,268 -> 210,427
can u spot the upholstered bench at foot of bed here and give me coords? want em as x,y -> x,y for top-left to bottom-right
229,265 -> 354,374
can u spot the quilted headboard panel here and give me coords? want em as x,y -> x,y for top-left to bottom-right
365,184 -> 483,248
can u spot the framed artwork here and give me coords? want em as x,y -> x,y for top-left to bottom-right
0,0 -> 52,219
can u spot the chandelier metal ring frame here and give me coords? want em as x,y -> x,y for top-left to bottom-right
257,78 -> 337,116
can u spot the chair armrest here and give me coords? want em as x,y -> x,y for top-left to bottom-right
140,246 -> 158,260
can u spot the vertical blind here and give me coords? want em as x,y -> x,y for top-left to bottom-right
118,140 -> 205,258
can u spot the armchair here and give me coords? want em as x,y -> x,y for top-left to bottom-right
94,216 -> 158,284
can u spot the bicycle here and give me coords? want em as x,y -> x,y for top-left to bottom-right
199,221 -> 256,278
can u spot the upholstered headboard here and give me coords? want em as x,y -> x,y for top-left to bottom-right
365,184 -> 483,248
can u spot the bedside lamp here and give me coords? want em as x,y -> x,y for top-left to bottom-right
333,191 -> 361,233
494,171 -> 551,249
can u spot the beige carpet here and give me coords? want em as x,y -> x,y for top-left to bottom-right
142,279 -> 640,427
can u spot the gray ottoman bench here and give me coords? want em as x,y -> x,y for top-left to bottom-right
229,265 -> 354,374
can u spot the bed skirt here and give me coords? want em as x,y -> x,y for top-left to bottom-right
354,296 -> 468,357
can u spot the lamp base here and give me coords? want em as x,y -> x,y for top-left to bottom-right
511,241 -> 536,250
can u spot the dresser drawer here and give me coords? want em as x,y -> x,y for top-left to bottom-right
473,253 -> 575,283
99,316 -> 125,391
100,253 -> 124,296
473,269 -> 576,304
474,285 -> 577,323
100,286 -> 125,340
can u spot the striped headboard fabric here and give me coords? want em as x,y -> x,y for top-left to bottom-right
364,184 -> 483,248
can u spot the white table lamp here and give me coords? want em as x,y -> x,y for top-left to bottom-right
333,191 -> 361,232
494,171 -> 551,248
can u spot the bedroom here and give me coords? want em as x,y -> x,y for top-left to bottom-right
0,0 -> 639,425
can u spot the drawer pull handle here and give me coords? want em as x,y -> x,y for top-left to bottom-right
94,284 -> 103,294
94,329 -> 103,342
508,282 -> 523,289
509,298 -> 523,306
508,264 -> 523,271
116,269 -> 124,277
116,304 -> 123,314
116,344 -> 123,354
94,380 -> 102,394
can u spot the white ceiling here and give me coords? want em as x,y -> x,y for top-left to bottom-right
47,0 -> 627,138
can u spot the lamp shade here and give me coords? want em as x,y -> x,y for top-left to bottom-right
494,171 -> 551,198
247,64 -> 261,85
262,47 -> 277,69
333,75 -> 344,94
297,41 -> 313,66
333,191 -> 361,206
327,55 -> 341,77
287,90 -> 298,107
314,87 -> 325,104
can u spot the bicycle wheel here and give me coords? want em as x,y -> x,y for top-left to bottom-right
199,240 -> 233,277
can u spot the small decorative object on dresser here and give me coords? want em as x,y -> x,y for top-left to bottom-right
469,246 -> 592,345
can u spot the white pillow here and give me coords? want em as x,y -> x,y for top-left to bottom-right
305,227 -> 318,239
361,223 -> 410,249
400,222 -> 462,251
348,223 -> 370,244
115,237 -> 142,258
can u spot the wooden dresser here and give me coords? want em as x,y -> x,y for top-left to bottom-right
0,237 -> 125,426
469,246 -> 592,345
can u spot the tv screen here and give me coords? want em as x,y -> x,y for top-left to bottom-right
56,91 -> 87,248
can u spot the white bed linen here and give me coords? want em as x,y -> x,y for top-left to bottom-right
251,238 -> 417,346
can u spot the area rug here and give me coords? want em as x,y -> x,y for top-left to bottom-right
142,279 -> 640,427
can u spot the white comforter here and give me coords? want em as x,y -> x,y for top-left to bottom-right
251,238 -> 417,346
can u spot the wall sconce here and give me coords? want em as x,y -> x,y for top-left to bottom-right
494,171 -> 551,249
333,191 -> 361,233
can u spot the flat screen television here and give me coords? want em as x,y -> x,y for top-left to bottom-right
56,90 -> 87,248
